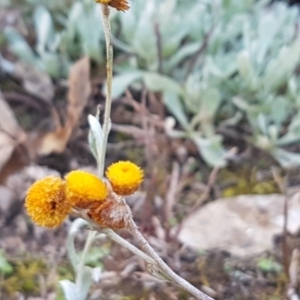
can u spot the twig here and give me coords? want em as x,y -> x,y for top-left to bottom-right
102,228 -> 156,265
287,249 -> 300,300
98,4 -> 113,178
77,197 -> 214,299
272,167 -> 289,278
125,203 -> 215,300
164,162 -> 180,236
3,92 -> 44,111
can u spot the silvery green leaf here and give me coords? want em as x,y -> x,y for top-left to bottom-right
288,77 -> 297,100
132,2 -> 157,64
202,57 -> 224,78
254,135 -> 273,151
192,135 -> 227,167
220,111 -> 243,126
33,6 -> 54,54
257,114 -> 268,135
164,91 -> 189,129
92,267 -> 102,283
143,72 -> 183,95
119,0 -> 145,42
165,129 -> 187,139
60,267 -> 93,300
67,1 -> 103,63
268,125 -> 279,143
269,96 -> 290,126
4,27 -> 39,67
59,280 -> 81,300
103,71 -> 143,99
263,41 -> 300,91
270,148 -> 300,168
42,52 -> 70,78
78,266 -> 94,299
257,12 -> 280,64
237,50 -> 257,89
237,51 -> 251,79
67,219 -> 89,270
200,88 -> 221,120
0,55 -> 15,75
159,8 -> 189,58
183,73 -> 202,113
277,113 -> 300,146
232,97 -> 251,111
166,42 -> 200,71
88,115 -> 103,162
78,5 -> 103,63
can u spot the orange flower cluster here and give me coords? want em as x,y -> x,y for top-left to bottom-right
94,0 -> 130,12
25,161 -> 143,229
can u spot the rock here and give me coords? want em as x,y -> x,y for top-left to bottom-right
178,193 -> 300,256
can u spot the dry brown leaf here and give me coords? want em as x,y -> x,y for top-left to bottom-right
0,92 -> 27,180
36,57 -> 91,155
0,92 -> 25,140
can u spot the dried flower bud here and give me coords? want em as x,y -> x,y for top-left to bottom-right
88,197 -> 128,230
94,0 -> 130,11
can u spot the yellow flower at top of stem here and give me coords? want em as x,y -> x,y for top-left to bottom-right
25,176 -> 70,228
106,161 -> 144,196
65,170 -> 108,209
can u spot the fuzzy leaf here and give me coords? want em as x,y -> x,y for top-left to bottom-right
88,114 -> 103,162
144,72 -> 183,94
33,6 -> 54,54
164,91 -> 189,129
67,219 -> 89,270
192,135 -> 227,167
103,71 -> 143,99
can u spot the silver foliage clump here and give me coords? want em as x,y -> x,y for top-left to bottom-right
3,0 -> 104,78
112,0 -> 300,168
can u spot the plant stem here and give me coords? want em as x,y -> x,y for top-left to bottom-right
98,4 -> 113,178
76,230 -> 96,288
125,205 -> 215,300
102,228 -> 157,265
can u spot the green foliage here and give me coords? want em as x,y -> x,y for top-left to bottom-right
112,0 -> 300,168
220,167 -> 280,197
3,0 -> 104,78
0,256 -> 47,296
0,251 -> 13,274
257,257 -> 282,273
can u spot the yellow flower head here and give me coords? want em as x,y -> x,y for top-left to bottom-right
95,0 -> 130,11
65,170 -> 108,208
106,161 -> 144,196
25,176 -> 70,228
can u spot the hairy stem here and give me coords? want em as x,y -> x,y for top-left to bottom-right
76,230 -> 96,288
102,228 -> 156,265
125,205 -> 215,300
98,4 -> 113,178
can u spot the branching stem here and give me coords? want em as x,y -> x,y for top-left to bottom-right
124,204 -> 215,300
